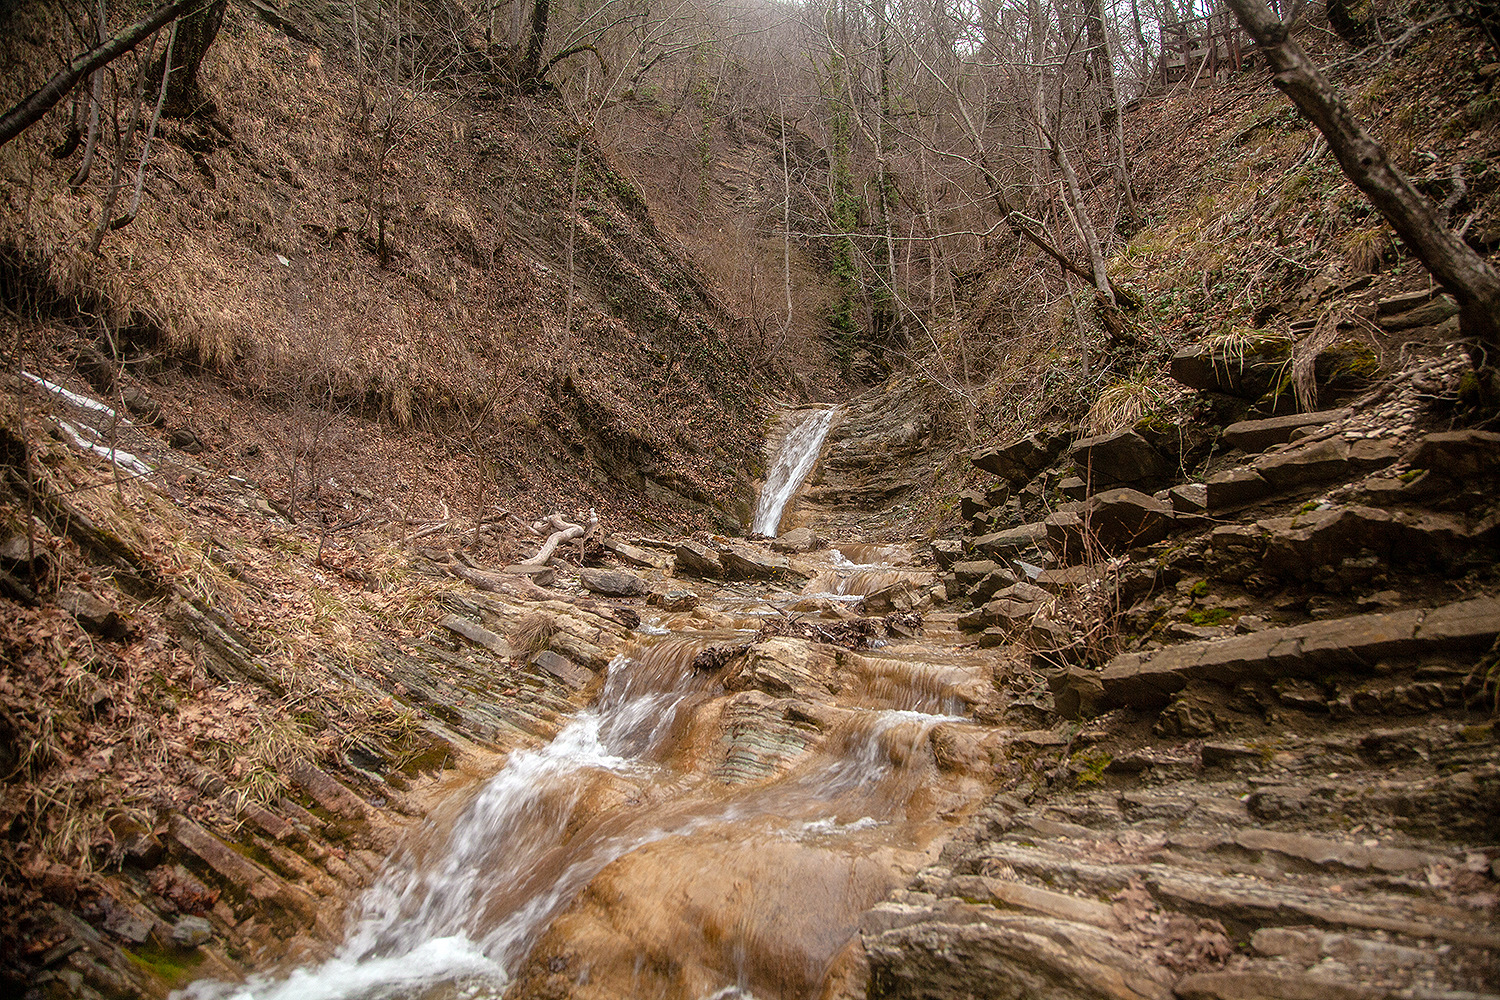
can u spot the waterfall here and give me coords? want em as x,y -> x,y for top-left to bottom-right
751,407 -> 837,536
180,641 -> 721,1000
179,624 -> 965,1000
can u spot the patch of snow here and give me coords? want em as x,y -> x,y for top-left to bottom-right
22,371 -> 121,420
54,420 -> 153,477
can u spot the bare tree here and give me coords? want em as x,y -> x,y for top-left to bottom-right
0,0 -> 215,148
1224,0 -> 1500,345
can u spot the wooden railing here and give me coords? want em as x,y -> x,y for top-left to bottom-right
1157,10 -> 1255,87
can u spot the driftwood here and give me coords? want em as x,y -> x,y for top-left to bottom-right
447,557 -> 558,602
754,612 -> 925,649
519,509 -> 598,566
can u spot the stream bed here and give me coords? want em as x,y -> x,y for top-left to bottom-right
182,405 -> 1001,1000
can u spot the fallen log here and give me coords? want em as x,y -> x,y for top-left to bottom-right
519,509 -> 598,566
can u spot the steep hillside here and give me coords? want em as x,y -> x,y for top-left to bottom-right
912,17 -> 1500,537
0,1 -> 773,537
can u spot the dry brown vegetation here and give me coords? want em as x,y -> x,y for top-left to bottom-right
0,2 -> 780,538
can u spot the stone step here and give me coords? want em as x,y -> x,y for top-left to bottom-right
1222,408 -> 1351,453
1098,596 -> 1500,709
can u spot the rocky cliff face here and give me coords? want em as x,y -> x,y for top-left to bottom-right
876,327 -> 1499,998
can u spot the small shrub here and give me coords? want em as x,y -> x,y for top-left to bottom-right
1086,378 -> 1167,436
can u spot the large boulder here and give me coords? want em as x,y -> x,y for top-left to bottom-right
1204,468 -> 1273,511
1403,429 -> 1500,480
770,526 -> 820,553
971,567 -> 1020,603
972,522 -> 1048,558
950,560 -> 1005,591
929,539 -> 964,570
1259,505 -> 1469,580
1069,430 -> 1171,488
1086,488 -> 1174,551
958,597 -> 1040,632
578,567 -> 649,597
720,546 -> 793,580
959,490 -> 989,523
971,430 -> 1071,485
1169,338 -> 1292,399
674,541 -> 723,578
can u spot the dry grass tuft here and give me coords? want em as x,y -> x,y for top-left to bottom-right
1086,378 -> 1166,436
511,612 -> 560,654
1343,225 -> 1391,274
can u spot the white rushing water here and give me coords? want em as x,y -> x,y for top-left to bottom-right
751,407 -> 837,536
179,631 -> 961,1000
180,648 -> 707,1000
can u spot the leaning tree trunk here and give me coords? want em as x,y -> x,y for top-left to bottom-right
0,0 -> 213,149
1223,0 -> 1500,347
152,0 -> 226,118
518,0 -> 550,89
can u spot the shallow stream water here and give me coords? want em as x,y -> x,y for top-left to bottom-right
182,406 -> 997,1000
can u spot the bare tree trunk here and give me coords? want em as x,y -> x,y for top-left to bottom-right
113,21 -> 177,230
1085,0 -> 1136,220
0,0 -> 213,149
88,37 -> 154,255
520,0 -> 551,87
151,0 -> 225,118
1052,132 -> 1116,308
777,82 -> 793,351
1223,0 -> 1500,345
70,0 -> 107,190
874,0 -> 902,346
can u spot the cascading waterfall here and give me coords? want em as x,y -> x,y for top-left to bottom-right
751,408 -> 837,536
181,631 -> 963,1000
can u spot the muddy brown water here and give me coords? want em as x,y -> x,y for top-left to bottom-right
180,410 -> 1003,1000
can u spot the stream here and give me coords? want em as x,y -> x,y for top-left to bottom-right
182,405 -> 998,1000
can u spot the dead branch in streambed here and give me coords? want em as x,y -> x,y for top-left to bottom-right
517,509 -> 599,566
753,612 -> 925,649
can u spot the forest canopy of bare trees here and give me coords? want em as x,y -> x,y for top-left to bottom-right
3,0 -> 1486,393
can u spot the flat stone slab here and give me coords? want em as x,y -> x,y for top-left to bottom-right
1222,409 -> 1350,453
973,521 -> 1047,556
602,537 -> 667,569
1403,428 -> 1500,479
440,615 -> 513,658
169,815 -> 319,927
720,546 -> 792,580
1232,828 -> 1441,874
285,758 -> 369,820
1251,436 -> 1400,490
1100,596 -> 1500,708
674,540 -> 723,578
578,567 -> 649,597
529,650 -> 593,688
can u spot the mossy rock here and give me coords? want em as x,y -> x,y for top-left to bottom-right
1314,339 -> 1380,394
